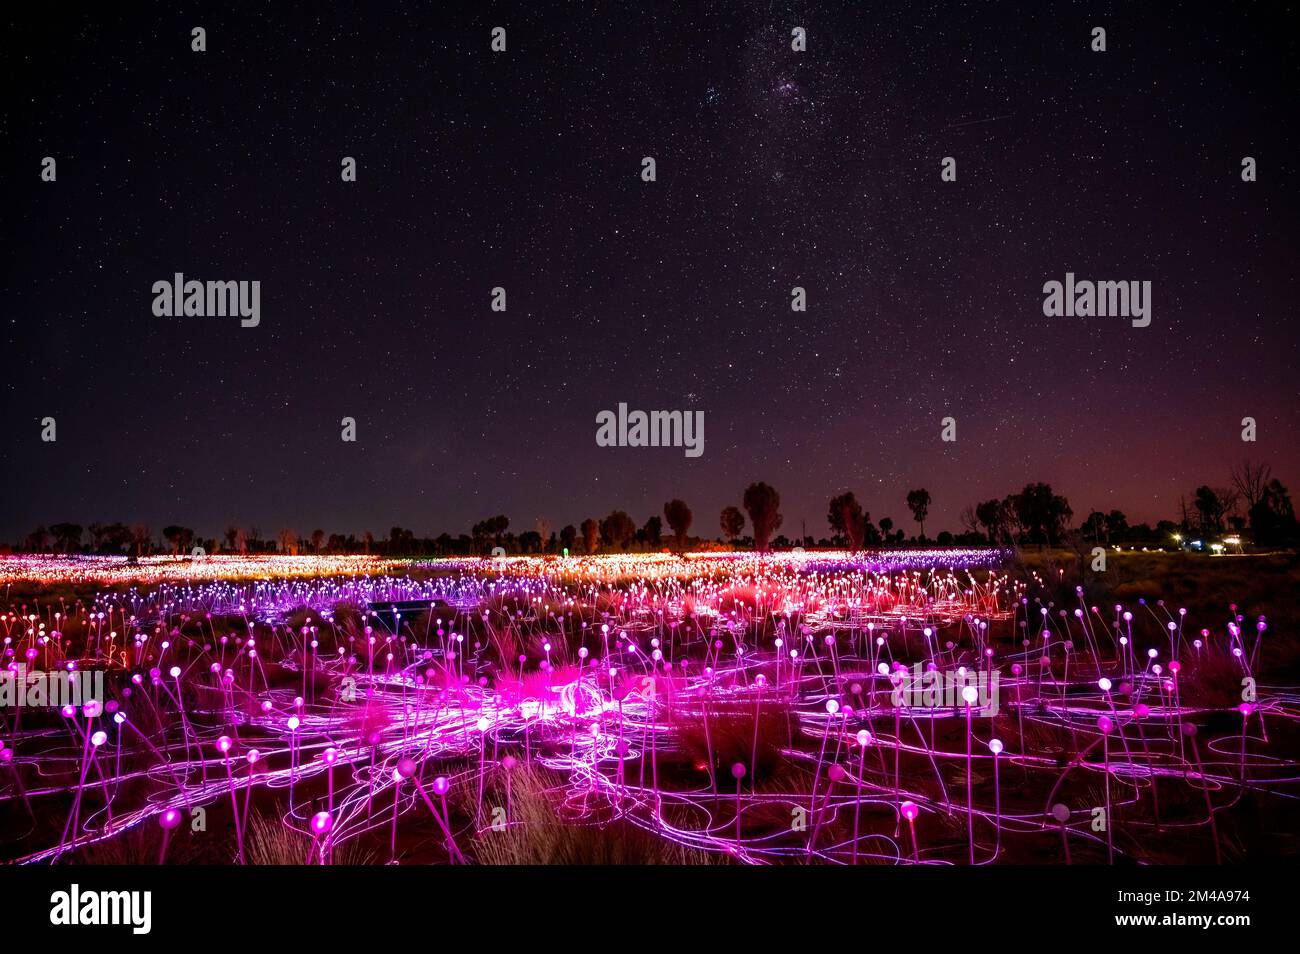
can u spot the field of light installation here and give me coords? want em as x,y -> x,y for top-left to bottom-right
1,549 -> 1295,867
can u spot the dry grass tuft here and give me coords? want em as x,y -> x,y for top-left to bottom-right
471,764 -> 724,865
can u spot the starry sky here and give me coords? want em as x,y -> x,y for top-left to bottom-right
3,2 -> 1298,542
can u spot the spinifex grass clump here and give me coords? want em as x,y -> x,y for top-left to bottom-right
471,765 -> 722,865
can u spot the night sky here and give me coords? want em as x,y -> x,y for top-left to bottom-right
3,2 -> 1297,543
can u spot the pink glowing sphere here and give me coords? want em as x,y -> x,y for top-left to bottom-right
322,747 -> 338,765
900,801 -> 919,821
159,808 -> 182,831
1050,803 -> 1070,823
1097,677 -> 1112,692
311,811 -> 332,835
432,776 -> 450,796
1097,716 -> 1114,735
731,762 -> 747,779
216,735 -> 233,754
857,730 -> 871,746
827,764 -> 846,782
397,757 -> 416,779
90,731 -> 107,747
961,686 -> 979,704
988,739 -> 1003,755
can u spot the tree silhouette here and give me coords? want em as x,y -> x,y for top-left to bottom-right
600,510 -> 636,550
719,506 -> 745,545
130,524 -> 152,558
906,489 -> 931,540
580,518 -> 599,553
560,524 -> 578,552
384,527 -> 410,556
663,499 -> 693,549
1231,460 -> 1271,513
163,525 -> 195,555
1249,479 -> 1297,545
1009,483 -> 1072,545
743,482 -> 782,552
50,523 -> 83,554
827,492 -> 866,551
1192,486 -> 1228,533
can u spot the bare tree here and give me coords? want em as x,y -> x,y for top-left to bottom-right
1231,460 -> 1271,511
